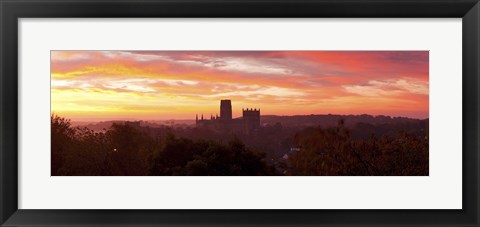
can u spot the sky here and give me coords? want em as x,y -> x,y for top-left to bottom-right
51,51 -> 429,121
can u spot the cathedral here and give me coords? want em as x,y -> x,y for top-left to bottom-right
196,100 -> 260,135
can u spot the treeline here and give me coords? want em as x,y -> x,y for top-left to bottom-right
51,115 -> 275,176
284,120 -> 428,176
349,121 -> 428,140
52,115 -> 428,176
261,114 -> 426,128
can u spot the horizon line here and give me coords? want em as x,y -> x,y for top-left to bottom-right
62,113 -> 429,123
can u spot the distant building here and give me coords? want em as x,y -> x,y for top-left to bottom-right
196,100 -> 261,135
220,100 -> 233,121
243,108 -> 260,135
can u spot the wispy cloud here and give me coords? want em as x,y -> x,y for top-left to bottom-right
343,78 -> 428,97
51,51 -> 429,120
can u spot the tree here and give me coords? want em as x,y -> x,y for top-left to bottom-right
286,120 -> 428,176
150,135 -> 277,176
103,123 -> 154,176
51,114 -> 75,175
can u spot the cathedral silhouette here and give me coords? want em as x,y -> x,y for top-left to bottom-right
196,100 -> 260,135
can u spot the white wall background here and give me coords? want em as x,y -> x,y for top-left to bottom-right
18,18 -> 462,209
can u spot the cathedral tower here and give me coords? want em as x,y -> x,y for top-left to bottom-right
220,99 -> 232,121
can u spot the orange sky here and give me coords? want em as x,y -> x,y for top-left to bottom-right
51,51 -> 429,121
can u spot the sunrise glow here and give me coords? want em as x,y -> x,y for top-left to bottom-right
51,51 -> 429,121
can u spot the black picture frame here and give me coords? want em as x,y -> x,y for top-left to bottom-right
1,0 -> 479,226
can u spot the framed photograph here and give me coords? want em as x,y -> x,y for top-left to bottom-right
1,0 -> 479,226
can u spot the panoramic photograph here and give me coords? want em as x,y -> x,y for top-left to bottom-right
51,51 -> 429,176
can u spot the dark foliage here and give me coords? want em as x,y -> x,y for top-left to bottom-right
150,135 -> 276,176
51,115 -> 75,175
285,120 -> 428,176
52,115 -> 428,176
51,115 -> 275,176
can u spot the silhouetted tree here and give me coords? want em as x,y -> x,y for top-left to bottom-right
286,120 -> 428,176
103,123 -> 154,176
150,134 -> 277,176
51,114 -> 75,175
51,115 -> 427,176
